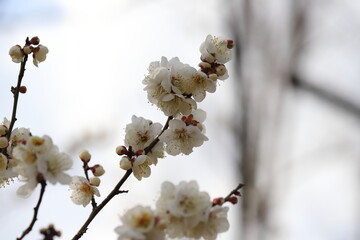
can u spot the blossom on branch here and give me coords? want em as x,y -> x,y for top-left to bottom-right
155,180 -> 229,240
69,176 -> 100,207
159,112 -> 208,156
11,135 -> 72,197
9,45 -> 24,63
115,205 -> 165,240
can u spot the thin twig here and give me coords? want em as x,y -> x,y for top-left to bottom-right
83,163 -> 97,209
2,38 -> 30,156
72,116 -> 173,240
17,179 -> 47,240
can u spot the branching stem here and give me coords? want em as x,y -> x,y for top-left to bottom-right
72,116 -> 173,240
17,179 -> 47,240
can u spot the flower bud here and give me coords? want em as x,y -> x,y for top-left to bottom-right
116,145 -> 128,155
199,61 -> 211,69
19,86 -> 27,94
89,177 -> 101,186
120,157 -> 132,170
0,153 -> 7,171
23,45 -> 32,54
79,150 -> 91,163
30,36 -> 40,45
91,164 -> 105,176
228,196 -> 238,204
209,73 -> 218,81
215,65 -> 226,77
0,125 -> 7,136
227,40 -> 234,49
212,197 -> 224,206
0,137 -> 8,148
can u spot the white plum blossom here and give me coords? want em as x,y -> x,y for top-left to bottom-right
115,205 -> 165,240
187,206 -> 230,240
33,45 -> 49,67
69,176 -> 100,207
143,57 -> 197,116
124,115 -> 162,152
156,181 -> 212,239
7,127 -> 31,157
200,35 -> 232,64
120,155 -> 151,181
159,118 -> 208,156
12,135 -> 72,197
9,45 -> 24,63
119,116 -> 165,180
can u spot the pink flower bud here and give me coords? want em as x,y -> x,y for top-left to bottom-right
212,197 -> 224,206
228,196 -> 238,204
116,145 -> 128,155
30,36 -> 40,45
91,164 -> 105,176
227,40 -> 234,49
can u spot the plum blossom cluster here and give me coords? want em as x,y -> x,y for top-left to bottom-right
143,34 -> 233,117
117,35 -> 234,182
9,36 -> 49,67
117,109 -> 208,180
115,181 -> 232,240
0,123 -> 72,197
4,35 -> 237,240
69,150 -> 105,207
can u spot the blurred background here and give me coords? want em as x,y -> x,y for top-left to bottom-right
0,0 -> 359,240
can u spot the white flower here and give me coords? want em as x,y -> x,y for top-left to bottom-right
115,205 -> 165,240
120,155 -> 151,181
33,45 -> 49,67
7,127 -> 31,157
156,181 -> 212,238
143,57 -> 197,116
9,45 -> 24,63
124,116 -> 162,151
200,35 -> 232,64
159,119 -> 208,155
69,176 -> 100,207
12,135 -> 72,197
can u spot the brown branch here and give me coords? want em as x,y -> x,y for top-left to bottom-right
212,183 -> 244,207
82,163 -> 97,209
72,116 -> 173,240
17,179 -> 47,240
2,38 -> 30,157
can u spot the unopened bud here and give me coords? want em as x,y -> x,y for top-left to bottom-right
228,196 -> 238,204
0,137 -> 8,148
215,65 -> 226,77
30,36 -> 40,45
116,145 -> 128,155
0,125 -> 7,136
91,164 -> 105,176
120,157 -> 132,170
199,61 -> 211,69
212,197 -> 224,206
79,150 -> 91,163
89,177 -> 101,186
23,45 -> 32,54
0,153 -> 7,171
227,40 -> 234,49
19,86 -> 27,94
209,73 -> 218,81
